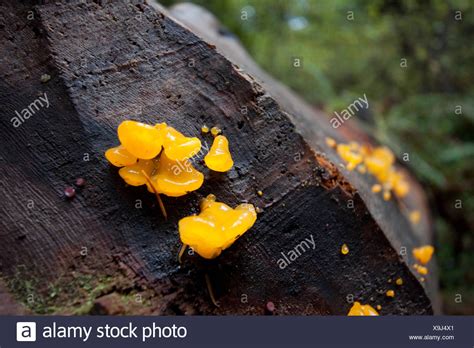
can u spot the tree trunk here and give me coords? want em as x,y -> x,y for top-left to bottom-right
0,0 -> 437,315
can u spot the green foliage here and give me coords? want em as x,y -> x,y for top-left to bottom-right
162,0 -> 474,297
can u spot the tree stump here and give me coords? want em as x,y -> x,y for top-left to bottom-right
0,0 -> 437,315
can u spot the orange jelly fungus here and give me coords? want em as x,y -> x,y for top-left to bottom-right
118,120 -> 163,159
204,135 -> 234,172
410,210 -> 421,224
412,245 -> 434,265
160,123 -> 202,161
396,277 -> 403,286
347,302 -> 379,316
105,145 -> 137,167
341,243 -> 349,255
119,159 -> 155,186
147,153 -> 204,197
325,137 -> 337,148
210,126 -> 222,136
178,194 -> 257,259
386,290 -> 395,298
371,184 -> 382,193
336,142 -> 410,199
414,264 -> 428,275
337,143 -> 363,171
106,120 -> 205,199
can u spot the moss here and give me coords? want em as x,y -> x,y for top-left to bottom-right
6,266 -> 116,314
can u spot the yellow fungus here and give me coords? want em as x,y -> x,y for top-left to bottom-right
376,305 -> 382,311
414,264 -> 428,275
383,190 -> 391,201
118,120 -> 163,159
105,145 -> 137,167
148,153 -> 204,197
386,290 -> 395,298
396,278 -> 403,286
334,141 -> 410,199
201,125 -> 210,133
347,302 -> 379,316
210,126 -> 221,136
410,211 -> 421,224
412,245 -> 434,265
178,194 -> 257,259
337,144 -> 363,171
371,184 -> 382,193
325,137 -> 337,148
204,135 -> 234,172
160,124 -> 202,161
119,159 -> 155,186
341,243 -> 349,255
257,190 -> 263,197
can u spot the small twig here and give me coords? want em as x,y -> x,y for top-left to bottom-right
178,244 -> 187,264
205,273 -> 220,307
141,170 -> 167,220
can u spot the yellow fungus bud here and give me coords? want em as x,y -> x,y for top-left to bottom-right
383,190 -> 391,201
341,243 -> 349,255
160,124 -> 201,161
409,211 -> 421,224
210,126 -> 221,136
376,305 -> 382,311
412,245 -> 434,265
148,153 -> 204,197
105,145 -> 137,167
396,278 -> 403,286
257,190 -> 263,197
386,290 -> 395,298
347,302 -> 379,316
119,159 -> 155,186
204,135 -> 234,172
201,125 -> 210,133
371,184 -> 382,193
325,137 -> 336,148
357,165 -> 367,174
415,264 -> 428,275
118,120 -> 163,159
178,194 -> 257,259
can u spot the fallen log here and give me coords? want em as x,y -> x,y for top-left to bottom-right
0,0 -> 437,315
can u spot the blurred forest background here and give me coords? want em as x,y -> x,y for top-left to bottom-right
161,0 -> 474,313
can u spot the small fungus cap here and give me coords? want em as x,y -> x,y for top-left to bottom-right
160,125 -> 202,161
412,245 -> 434,265
178,194 -> 257,259
204,135 -> 234,172
105,145 -> 137,167
119,159 -> 155,186
148,153 -> 204,197
347,302 -> 379,316
118,120 -> 163,159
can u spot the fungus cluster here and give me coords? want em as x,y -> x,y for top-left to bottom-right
179,194 -> 257,259
326,137 -> 421,225
332,139 -> 410,200
412,245 -> 434,276
105,120 -> 256,261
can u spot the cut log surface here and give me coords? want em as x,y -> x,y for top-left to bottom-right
0,0 -> 437,315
